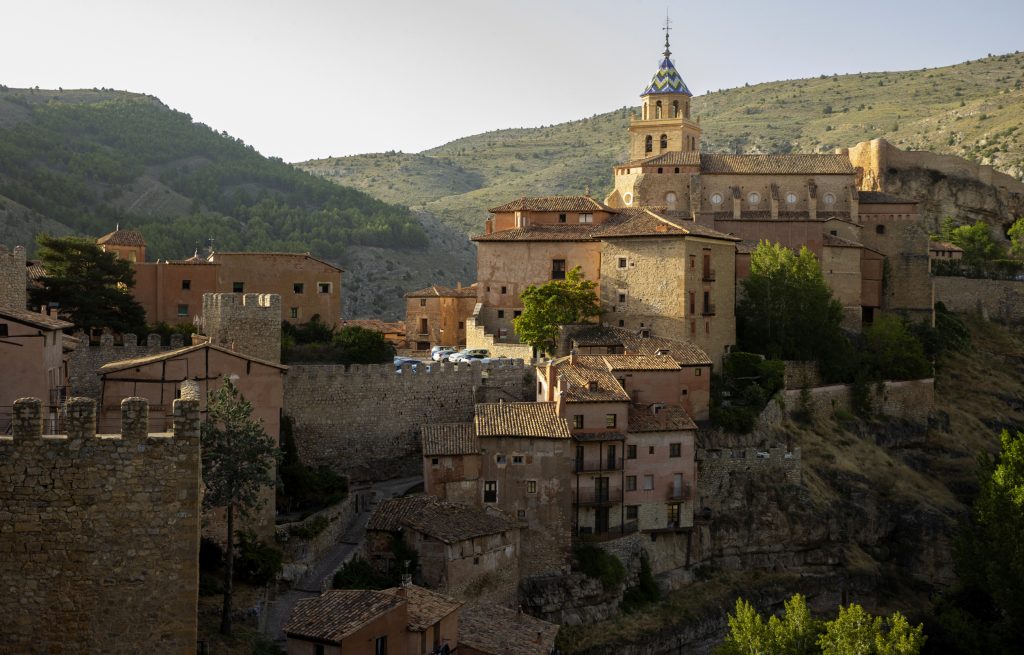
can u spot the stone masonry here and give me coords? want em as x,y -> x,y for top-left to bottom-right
200,292 -> 282,364
0,395 -> 201,654
67,332 -> 182,399
0,244 -> 27,310
934,276 -> 1024,324
284,360 -> 532,480
697,446 -> 802,509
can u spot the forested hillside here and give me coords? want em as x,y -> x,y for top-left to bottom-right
299,52 -> 1024,235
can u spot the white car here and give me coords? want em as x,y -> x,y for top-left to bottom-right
449,348 -> 489,363
431,347 -> 457,362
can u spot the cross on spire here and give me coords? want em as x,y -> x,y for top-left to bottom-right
663,11 -> 672,59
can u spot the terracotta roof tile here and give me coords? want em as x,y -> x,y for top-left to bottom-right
98,341 -> 287,372
549,355 -> 631,403
0,307 -> 73,330
570,326 -> 711,366
929,241 -> 964,252
628,405 -> 698,433
699,153 -> 854,175
488,196 -> 611,213
209,251 -> 344,273
421,423 -> 479,456
475,402 -> 572,439
602,354 -> 682,371
284,590 -> 404,645
368,494 -> 517,543
97,228 -> 146,247
822,234 -> 864,248
594,210 -> 740,241
471,225 -> 597,242
623,151 -> 701,168
382,585 -> 462,633
459,604 -> 559,655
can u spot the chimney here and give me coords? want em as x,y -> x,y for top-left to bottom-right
485,218 -> 493,235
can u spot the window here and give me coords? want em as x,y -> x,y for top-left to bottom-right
513,310 -> 522,318
559,213 -> 567,223
293,282 -> 304,294
681,387 -> 688,396
318,282 -> 331,294
181,279 -> 191,290
458,321 -> 464,329
626,475 -> 637,491
655,101 -> 662,118
830,230 -> 838,236
527,480 -> 537,493
579,213 -> 593,223
748,192 -> 761,205
695,367 -> 702,376
606,413 -> 617,428
232,282 -> 244,293
645,135 -> 653,153
291,307 -> 299,319
657,168 -> 663,174
626,505 -> 639,521
876,225 -> 886,234
668,503 -> 681,527
177,304 -> 188,317
710,193 -> 723,205
690,320 -> 696,335
705,321 -> 710,335
703,291 -> 711,315
670,443 -> 681,458
689,291 -> 695,314
659,134 -> 668,149
0,324 -> 7,337
573,415 -> 584,429
551,259 -> 566,280
643,474 -> 654,491
517,509 -> 526,519
496,453 -> 507,465
618,320 -> 625,327
375,636 -> 388,655
823,192 -> 836,205
618,290 -> 626,303
483,481 -> 497,503
618,257 -> 627,269
689,255 -> 696,269
648,445 -> 655,454
627,444 -> 637,459
420,298 -> 427,307
501,286 -> 507,294
624,192 -> 633,206
672,100 -> 679,117
497,310 -> 505,319
512,455 -> 524,464
431,457 -> 440,467
786,192 -> 798,204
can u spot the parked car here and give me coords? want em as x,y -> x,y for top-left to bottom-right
431,346 -> 457,362
449,348 -> 489,363
480,355 -> 509,365
393,357 -> 421,370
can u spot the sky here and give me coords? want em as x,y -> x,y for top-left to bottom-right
2,0 -> 1022,162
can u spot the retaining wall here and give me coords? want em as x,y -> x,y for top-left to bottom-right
934,276 -> 1024,324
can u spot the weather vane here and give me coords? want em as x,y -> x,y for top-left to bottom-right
663,10 -> 672,58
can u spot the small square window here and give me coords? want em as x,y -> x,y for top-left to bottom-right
627,445 -> 637,459
649,445 -> 655,455
695,368 -> 702,376
512,455 -> 524,465
517,509 -> 526,519
484,481 -> 497,503
876,225 -> 886,235
458,321 -> 464,329
670,443 -> 681,458
618,320 -> 625,327
501,286 -> 507,294
513,310 -> 522,318
497,310 -> 505,319
527,480 -> 537,493
431,457 -> 439,467
579,213 -> 593,223
573,415 -> 584,429
618,292 -> 626,303
232,282 -> 244,293
181,279 -> 191,290
318,282 -> 331,294
559,213 -> 567,223
293,282 -> 304,294
420,298 -> 427,307
643,474 -> 654,490
177,304 -> 188,317
626,475 -> 637,491
626,505 -> 639,520
290,307 -> 298,319
618,257 -> 627,269
606,413 -> 617,428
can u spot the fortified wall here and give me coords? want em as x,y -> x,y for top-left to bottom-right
285,360 -> 533,480
466,303 -> 535,360
0,244 -> 27,310
67,332 -> 183,399
934,276 -> 1024,324
697,446 -> 802,508
0,395 -> 201,654
200,292 -> 281,364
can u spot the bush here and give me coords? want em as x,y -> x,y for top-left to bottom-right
234,531 -> 283,586
574,544 -> 625,592
333,556 -> 388,589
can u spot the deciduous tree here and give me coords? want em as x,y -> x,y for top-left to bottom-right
513,266 -> 600,355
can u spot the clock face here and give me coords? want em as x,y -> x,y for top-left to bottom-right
786,193 -> 798,204
711,193 -> 723,205
823,192 -> 836,205
748,192 -> 761,205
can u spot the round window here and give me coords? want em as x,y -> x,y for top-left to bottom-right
665,192 -> 677,206
786,192 -> 798,204
748,192 -> 761,205
623,192 -> 634,206
710,193 -> 723,205
823,192 -> 836,205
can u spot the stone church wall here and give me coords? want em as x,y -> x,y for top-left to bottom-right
0,395 -> 201,654
284,360 -> 533,481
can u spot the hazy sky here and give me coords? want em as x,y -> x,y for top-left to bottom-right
2,0 -> 1022,161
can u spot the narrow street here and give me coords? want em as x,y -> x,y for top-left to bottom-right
262,476 -> 423,644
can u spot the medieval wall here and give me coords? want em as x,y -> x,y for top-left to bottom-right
284,360 -> 532,481
780,378 -> 935,426
697,446 -> 802,509
0,244 -> 27,310
67,332 -> 181,399
0,395 -> 201,654
200,292 -> 281,364
465,303 -> 535,359
934,276 -> 1024,323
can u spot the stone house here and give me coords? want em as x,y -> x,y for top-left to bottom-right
929,240 -> 965,266
421,422 -> 481,504
132,253 -> 219,326
97,226 -> 146,263
0,307 -> 74,432
366,494 -> 520,602
458,604 -> 559,655
404,283 -> 478,350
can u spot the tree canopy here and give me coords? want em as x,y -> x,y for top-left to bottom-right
281,317 -> 396,364
513,266 -> 601,355
949,221 -> 1004,269
29,234 -> 147,334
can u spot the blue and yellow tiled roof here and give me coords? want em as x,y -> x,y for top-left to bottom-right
643,56 -> 691,96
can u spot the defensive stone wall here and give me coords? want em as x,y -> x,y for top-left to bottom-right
67,332 -> 182,399
697,446 -> 802,508
276,494 -> 357,583
779,378 -> 934,426
0,244 -> 27,310
0,395 -> 201,654
466,302 -> 535,360
200,292 -> 282,364
284,359 -> 532,480
783,361 -> 822,389
934,276 -> 1024,324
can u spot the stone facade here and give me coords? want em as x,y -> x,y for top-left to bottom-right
0,244 -> 27,310
284,360 -> 532,480
67,332 -> 181,399
465,303 -> 536,359
934,276 -> 1024,324
777,378 -> 935,426
404,284 -> 477,350
0,395 -> 201,654
697,446 -> 802,509
200,292 -> 282,363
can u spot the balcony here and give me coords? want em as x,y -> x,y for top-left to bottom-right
573,459 -> 623,473
667,484 -> 692,502
574,489 -> 621,507
701,304 -> 716,316
48,386 -> 68,406
702,269 -> 716,282
573,521 -> 639,543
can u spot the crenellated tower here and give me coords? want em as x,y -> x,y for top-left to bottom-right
627,19 -> 701,161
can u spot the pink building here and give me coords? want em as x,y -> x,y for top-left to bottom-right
0,307 -> 73,433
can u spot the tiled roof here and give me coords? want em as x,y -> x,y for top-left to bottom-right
699,154 -> 855,175
643,56 -> 691,96
822,234 -> 864,248
858,191 -> 917,204
488,196 -> 611,213
382,585 -> 462,633
930,241 -> 964,252
628,405 -> 698,433
471,225 -> 597,242
551,355 -> 631,403
421,423 -> 479,456
459,604 -> 559,655
405,284 -> 477,298
475,402 -> 572,439
284,590 -> 404,645
569,326 -> 711,366
209,251 -> 344,273
368,494 -> 517,543
593,209 -> 740,241
98,341 -> 287,373
0,307 -> 73,331
602,354 -> 682,371
97,228 -> 146,247
623,151 -> 701,168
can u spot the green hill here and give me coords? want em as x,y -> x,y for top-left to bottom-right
298,52 -> 1024,235
0,87 -> 427,262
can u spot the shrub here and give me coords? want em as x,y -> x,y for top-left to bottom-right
289,515 -> 329,540
621,553 -> 660,612
574,544 -> 625,592
234,531 -> 283,587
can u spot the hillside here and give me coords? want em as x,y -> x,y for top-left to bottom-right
0,86 -> 476,318
298,52 -> 1024,235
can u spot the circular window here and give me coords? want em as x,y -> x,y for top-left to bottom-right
823,192 -> 836,205
710,193 -> 723,205
665,192 -> 677,207
748,192 -> 761,205
786,192 -> 798,204
623,192 -> 633,206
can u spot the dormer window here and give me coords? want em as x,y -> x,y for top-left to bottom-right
588,381 -> 599,392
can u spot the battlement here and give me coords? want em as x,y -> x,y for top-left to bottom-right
286,358 -> 526,382
4,395 -> 199,442
0,243 -> 27,310
200,292 -> 282,363
67,332 -> 179,400
698,446 -> 801,464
